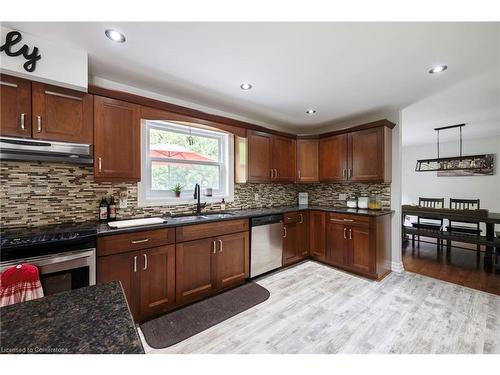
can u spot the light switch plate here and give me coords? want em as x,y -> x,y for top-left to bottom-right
339,193 -> 347,201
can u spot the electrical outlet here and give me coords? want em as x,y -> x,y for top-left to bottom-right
339,193 -> 347,201
254,193 -> 259,201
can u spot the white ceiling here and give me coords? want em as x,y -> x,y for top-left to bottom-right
402,67 -> 500,146
4,22 -> 499,134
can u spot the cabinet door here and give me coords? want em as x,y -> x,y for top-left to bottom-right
31,82 -> 93,143
247,130 -> 272,182
216,231 -> 249,290
298,212 -> 309,257
325,222 -> 348,267
0,74 -> 31,138
94,96 -> 141,181
175,238 -> 217,305
139,245 -> 176,320
348,127 -> 384,182
309,211 -> 326,260
348,226 -> 372,274
272,135 -> 296,182
283,222 -> 300,266
296,139 -> 319,183
97,251 -> 139,320
319,134 -> 348,182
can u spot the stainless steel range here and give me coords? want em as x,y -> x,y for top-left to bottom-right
0,223 -> 97,296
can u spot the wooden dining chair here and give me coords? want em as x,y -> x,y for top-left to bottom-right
446,198 -> 482,255
412,197 -> 445,251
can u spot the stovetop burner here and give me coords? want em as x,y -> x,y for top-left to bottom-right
0,222 -> 98,262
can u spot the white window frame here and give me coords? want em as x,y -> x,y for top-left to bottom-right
138,120 -> 234,207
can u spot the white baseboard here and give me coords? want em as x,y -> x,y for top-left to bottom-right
391,261 -> 405,273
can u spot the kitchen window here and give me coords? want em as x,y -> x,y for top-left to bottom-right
138,120 -> 234,207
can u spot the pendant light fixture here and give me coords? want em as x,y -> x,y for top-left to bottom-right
415,124 -> 494,173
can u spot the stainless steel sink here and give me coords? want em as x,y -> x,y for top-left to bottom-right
171,212 -> 236,222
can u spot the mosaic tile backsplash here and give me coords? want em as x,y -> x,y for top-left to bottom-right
0,161 -> 390,228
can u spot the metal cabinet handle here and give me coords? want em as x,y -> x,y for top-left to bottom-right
143,254 -> 148,270
283,226 -> 287,238
98,157 -> 102,172
330,218 -> 354,223
348,169 -> 352,178
133,256 -> 137,272
37,116 -> 42,132
343,169 -> 346,178
274,169 -> 278,178
298,170 -> 301,179
349,229 -> 352,240
131,238 -> 149,244
212,240 -> 217,254
20,113 -> 26,130
219,239 -> 223,253
343,228 -> 347,239
299,213 -> 303,224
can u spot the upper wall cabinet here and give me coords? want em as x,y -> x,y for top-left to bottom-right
0,74 -> 32,138
296,138 -> 319,183
319,124 -> 392,183
247,130 -> 296,183
0,74 -> 93,144
94,96 -> 141,181
32,82 -> 93,144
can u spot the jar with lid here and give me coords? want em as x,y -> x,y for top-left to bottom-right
368,193 -> 382,210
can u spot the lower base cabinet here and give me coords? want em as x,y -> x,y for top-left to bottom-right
176,231 -> 249,305
324,213 -> 391,280
97,244 -> 176,322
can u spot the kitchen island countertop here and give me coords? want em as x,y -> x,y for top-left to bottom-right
0,281 -> 144,354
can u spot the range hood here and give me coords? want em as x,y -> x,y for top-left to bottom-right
0,137 -> 93,164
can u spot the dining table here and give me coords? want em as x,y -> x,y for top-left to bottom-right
401,205 -> 500,274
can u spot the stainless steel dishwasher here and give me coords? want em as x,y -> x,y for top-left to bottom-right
250,214 -> 283,277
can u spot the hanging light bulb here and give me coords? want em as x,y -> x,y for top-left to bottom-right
187,127 -> 194,146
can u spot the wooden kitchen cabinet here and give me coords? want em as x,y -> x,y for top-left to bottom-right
216,231 -> 249,290
139,245 -> 176,320
320,124 -> 392,183
176,229 -> 249,304
309,210 -> 326,260
247,130 -> 296,183
247,130 -> 272,182
298,212 -> 309,257
272,135 -> 296,182
324,213 -> 391,280
283,220 -> 299,266
348,126 -> 392,182
97,250 -> 140,320
296,138 -> 319,183
175,237 -> 218,305
31,82 -> 93,144
94,96 -> 141,181
0,74 -> 32,138
97,229 -> 176,322
319,134 -> 348,182
326,221 -> 348,267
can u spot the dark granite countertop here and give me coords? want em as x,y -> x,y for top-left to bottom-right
97,205 -> 394,236
0,281 -> 144,354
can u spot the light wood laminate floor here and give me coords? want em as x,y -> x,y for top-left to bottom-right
139,261 -> 500,354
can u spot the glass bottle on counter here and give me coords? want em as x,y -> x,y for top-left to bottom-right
99,197 -> 109,222
368,193 -> 382,210
108,196 -> 117,221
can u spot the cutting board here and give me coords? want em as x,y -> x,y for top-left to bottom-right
107,217 -> 167,229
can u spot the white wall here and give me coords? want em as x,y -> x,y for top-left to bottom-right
402,135 -> 500,232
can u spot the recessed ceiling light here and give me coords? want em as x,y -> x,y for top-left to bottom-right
105,29 -> 126,43
429,65 -> 448,74
306,109 -> 316,115
240,83 -> 252,90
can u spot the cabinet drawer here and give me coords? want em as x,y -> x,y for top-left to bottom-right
176,219 -> 249,242
97,228 -> 175,256
327,213 -> 369,227
283,212 -> 300,224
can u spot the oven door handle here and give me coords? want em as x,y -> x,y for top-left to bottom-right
0,249 -> 96,269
